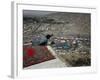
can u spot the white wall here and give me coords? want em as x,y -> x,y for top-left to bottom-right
0,0 -> 100,80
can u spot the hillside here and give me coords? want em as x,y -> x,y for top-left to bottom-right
23,11 -> 90,43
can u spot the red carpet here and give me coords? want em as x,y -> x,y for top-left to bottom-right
23,45 -> 55,68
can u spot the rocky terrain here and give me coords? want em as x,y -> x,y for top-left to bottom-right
23,11 -> 90,44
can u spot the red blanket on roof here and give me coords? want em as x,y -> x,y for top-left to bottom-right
23,45 -> 55,68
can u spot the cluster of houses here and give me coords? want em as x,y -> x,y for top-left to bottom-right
49,35 -> 90,54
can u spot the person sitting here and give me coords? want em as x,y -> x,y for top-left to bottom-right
32,34 -> 53,46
